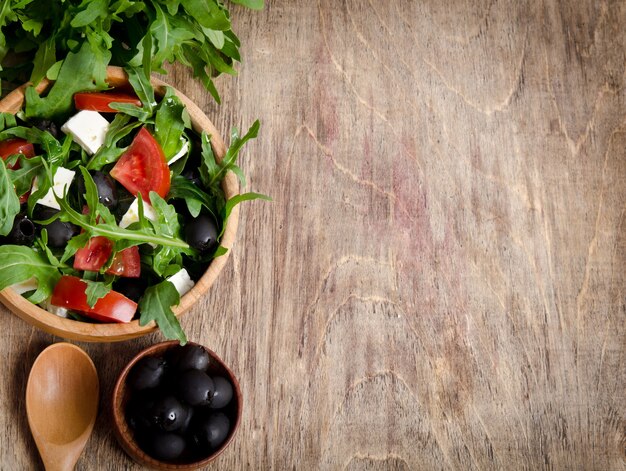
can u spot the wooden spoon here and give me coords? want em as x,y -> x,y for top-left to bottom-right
26,343 -> 99,471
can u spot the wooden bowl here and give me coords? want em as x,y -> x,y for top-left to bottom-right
0,67 -> 239,342
112,341 -> 242,470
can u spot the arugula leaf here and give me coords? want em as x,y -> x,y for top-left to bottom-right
0,158 -> 20,236
79,167 -> 99,224
24,41 -> 110,120
55,194 -> 190,249
110,65 -> 155,119
149,192 -> 187,276
180,43 -> 222,103
35,230 -> 64,269
0,245 -> 61,304
202,120 -> 260,190
138,280 -> 187,344
0,113 -> 17,131
149,2 -> 196,70
60,232 -> 90,264
8,155 -> 44,198
86,113 -> 141,170
95,202 -> 116,225
30,37 -> 56,85
0,126 -> 69,167
230,0 -> 264,10
168,175 -> 218,220
71,0 -> 108,28
84,279 -> 111,308
181,0 -> 230,31
198,132 -> 220,189
154,87 -> 187,158
221,191 -> 271,237
205,29 -> 225,49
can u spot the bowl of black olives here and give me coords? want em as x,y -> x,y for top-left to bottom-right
112,341 -> 242,469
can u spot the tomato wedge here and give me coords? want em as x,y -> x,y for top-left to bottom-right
74,91 -> 142,113
0,138 -> 35,169
110,127 -> 170,199
74,236 -> 114,272
105,246 -> 141,277
51,275 -> 137,323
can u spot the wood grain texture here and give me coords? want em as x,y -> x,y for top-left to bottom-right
0,0 -> 624,469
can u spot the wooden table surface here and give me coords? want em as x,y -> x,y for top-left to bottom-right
1,1 -> 625,469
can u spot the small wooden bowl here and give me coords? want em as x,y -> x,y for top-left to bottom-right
0,67 -> 239,342
112,341 -> 242,470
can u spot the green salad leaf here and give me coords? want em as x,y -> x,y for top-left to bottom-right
55,191 -> 190,250
8,155 -> 44,198
110,65 -> 155,121
154,87 -> 187,159
0,158 -> 20,236
86,114 -> 142,170
84,279 -> 112,308
0,0 -> 264,100
138,280 -> 187,344
0,245 -> 61,303
25,41 -> 110,120
230,0 -> 264,9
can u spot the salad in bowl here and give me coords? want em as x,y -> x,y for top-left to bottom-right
0,56 -> 266,343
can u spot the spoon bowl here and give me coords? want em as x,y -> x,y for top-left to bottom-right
26,343 -> 99,471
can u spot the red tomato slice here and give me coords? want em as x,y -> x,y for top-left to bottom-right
105,246 -> 141,277
73,236 -> 114,272
110,127 -> 170,200
50,275 -> 137,323
0,138 -> 35,169
74,91 -> 142,113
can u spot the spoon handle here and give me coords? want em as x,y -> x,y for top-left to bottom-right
38,442 -> 82,471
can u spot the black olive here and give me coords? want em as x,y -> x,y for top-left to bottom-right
147,395 -> 190,432
184,214 -> 219,254
75,170 -> 118,209
209,376 -> 234,409
126,392 -> 157,432
34,207 -> 79,248
8,215 -> 35,245
146,431 -> 186,461
181,168 -> 202,187
33,119 -> 60,139
170,344 -> 210,372
115,186 -> 135,221
175,370 -> 214,407
191,412 -> 230,451
128,356 -> 168,391
93,171 -> 118,208
114,277 -> 148,303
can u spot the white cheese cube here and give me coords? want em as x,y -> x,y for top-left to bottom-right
61,110 -> 110,155
41,299 -> 69,318
119,198 -> 157,229
32,167 -> 75,210
168,139 -> 189,165
167,268 -> 195,297
10,277 -> 38,295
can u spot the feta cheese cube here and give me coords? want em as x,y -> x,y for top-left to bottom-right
61,110 -> 110,155
168,139 -> 189,165
119,198 -> 157,229
41,299 -> 69,318
32,166 -> 75,210
167,268 -> 195,297
10,277 -> 38,295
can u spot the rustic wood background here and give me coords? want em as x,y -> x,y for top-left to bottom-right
1,0 -> 625,469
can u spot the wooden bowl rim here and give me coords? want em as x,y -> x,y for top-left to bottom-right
111,341 -> 242,470
0,66 -> 239,342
